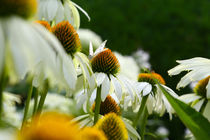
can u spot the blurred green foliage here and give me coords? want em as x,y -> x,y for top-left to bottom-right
78,0 -> 210,92
77,0 -> 210,139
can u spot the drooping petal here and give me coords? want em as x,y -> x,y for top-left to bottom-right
101,75 -> 110,101
46,0 -> 58,21
179,94 -> 201,104
95,72 -> 106,86
110,75 -> 122,100
206,80 -> 210,99
193,99 -> 205,111
203,101 -> 210,121
71,1 -> 90,21
55,1 -> 64,24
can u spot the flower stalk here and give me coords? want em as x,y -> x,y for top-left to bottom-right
36,80 -> 49,114
32,88 -> 39,116
133,95 -> 149,127
21,81 -> 34,129
139,107 -> 149,140
94,85 -> 102,124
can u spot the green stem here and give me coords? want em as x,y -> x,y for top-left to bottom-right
36,81 -> 49,114
139,107 -> 149,140
32,88 -> 39,116
94,86 -> 102,124
133,95 -> 149,127
21,83 -> 33,129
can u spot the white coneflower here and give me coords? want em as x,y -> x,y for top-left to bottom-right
168,57 -> 210,120
38,0 -> 90,29
133,72 -> 178,123
51,21 -> 96,94
179,76 -> 210,121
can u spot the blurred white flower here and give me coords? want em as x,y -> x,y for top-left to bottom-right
0,129 -> 16,140
114,52 -> 139,81
156,126 -> 169,137
132,49 -> 151,69
38,0 -> 90,29
2,92 -> 22,128
77,28 -> 102,53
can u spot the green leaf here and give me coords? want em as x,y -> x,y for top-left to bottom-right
157,83 -> 210,140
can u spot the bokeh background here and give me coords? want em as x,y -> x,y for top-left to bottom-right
76,0 -> 210,139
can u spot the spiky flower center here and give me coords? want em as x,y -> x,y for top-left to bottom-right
91,49 -> 120,75
80,127 -> 108,140
92,95 -> 121,115
19,112 -> 81,140
0,0 -> 37,19
194,76 -> 210,98
35,20 -> 51,31
95,113 -> 128,140
138,72 -> 165,85
52,21 -> 81,56
138,72 -> 165,93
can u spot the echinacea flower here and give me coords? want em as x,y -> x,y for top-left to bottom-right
94,113 -> 128,140
168,57 -> 210,120
38,0 -> 90,29
92,95 -> 121,116
0,0 -> 78,91
135,72 -> 178,118
52,21 -> 95,93
88,41 -> 138,102
179,76 -> 210,121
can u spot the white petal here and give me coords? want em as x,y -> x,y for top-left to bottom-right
94,40 -> 107,55
206,80 -> 210,99
193,99 -> 205,111
55,1 -> 64,24
179,94 -> 201,104
110,75 -> 122,100
67,1 -> 80,29
71,1 -> 90,21
203,101 -> 210,121
89,41 -> 94,56
101,75 -> 110,101
47,0 -> 58,20
62,55 -> 77,89
95,72 -> 106,86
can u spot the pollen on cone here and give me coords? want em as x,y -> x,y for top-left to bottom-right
35,20 -> 51,31
194,76 -> 210,98
94,113 -> 128,140
92,95 -> 121,115
91,49 -> 120,75
138,72 -> 165,85
52,21 -> 81,56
